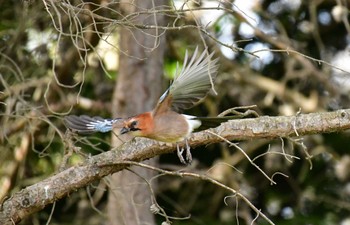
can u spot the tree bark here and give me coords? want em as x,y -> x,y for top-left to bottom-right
107,1 -> 166,224
1,109 -> 350,224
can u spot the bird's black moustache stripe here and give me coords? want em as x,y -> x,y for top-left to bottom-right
130,127 -> 141,131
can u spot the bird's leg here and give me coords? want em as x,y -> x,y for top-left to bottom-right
185,138 -> 192,163
176,140 -> 192,164
176,143 -> 187,164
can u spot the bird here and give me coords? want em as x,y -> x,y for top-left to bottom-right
64,47 -> 235,164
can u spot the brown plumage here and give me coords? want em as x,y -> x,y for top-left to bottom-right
64,47 -> 231,164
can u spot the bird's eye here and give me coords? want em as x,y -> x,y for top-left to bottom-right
129,120 -> 140,131
130,120 -> 138,127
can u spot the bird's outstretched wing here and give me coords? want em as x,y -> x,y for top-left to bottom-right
64,115 -> 124,134
154,47 -> 219,114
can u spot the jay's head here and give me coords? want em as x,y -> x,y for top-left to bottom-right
120,113 -> 152,137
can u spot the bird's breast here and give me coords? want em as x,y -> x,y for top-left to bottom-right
147,112 -> 200,143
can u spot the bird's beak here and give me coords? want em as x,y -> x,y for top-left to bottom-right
120,127 -> 130,134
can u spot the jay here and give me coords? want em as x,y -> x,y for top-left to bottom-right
65,47 -> 233,164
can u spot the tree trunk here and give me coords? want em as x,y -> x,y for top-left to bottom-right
107,1 -> 166,224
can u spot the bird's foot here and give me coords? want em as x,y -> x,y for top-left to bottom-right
176,140 -> 192,165
177,144 -> 187,164
185,139 -> 192,163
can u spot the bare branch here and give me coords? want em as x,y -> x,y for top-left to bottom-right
1,109 -> 350,224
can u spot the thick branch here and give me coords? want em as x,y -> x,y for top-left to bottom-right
1,109 -> 350,224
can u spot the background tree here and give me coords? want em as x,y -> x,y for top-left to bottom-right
1,0 -> 350,225
107,1 -> 165,224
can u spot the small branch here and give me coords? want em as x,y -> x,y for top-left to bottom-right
1,109 -> 350,224
207,130 -> 276,185
107,161 -> 274,225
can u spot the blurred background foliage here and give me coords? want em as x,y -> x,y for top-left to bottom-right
1,0 -> 350,224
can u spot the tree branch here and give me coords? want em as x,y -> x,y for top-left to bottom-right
1,109 -> 350,224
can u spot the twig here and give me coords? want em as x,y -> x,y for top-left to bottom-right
100,161 -> 275,225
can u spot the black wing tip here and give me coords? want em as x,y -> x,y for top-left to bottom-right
64,115 -> 85,127
64,115 -> 98,134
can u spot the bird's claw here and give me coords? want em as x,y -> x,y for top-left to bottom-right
176,140 -> 192,165
177,145 -> 187,164
185,140 -> 192,163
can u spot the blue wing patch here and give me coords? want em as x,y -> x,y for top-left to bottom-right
64,115 -> 123,134
86,118 -> 117,133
